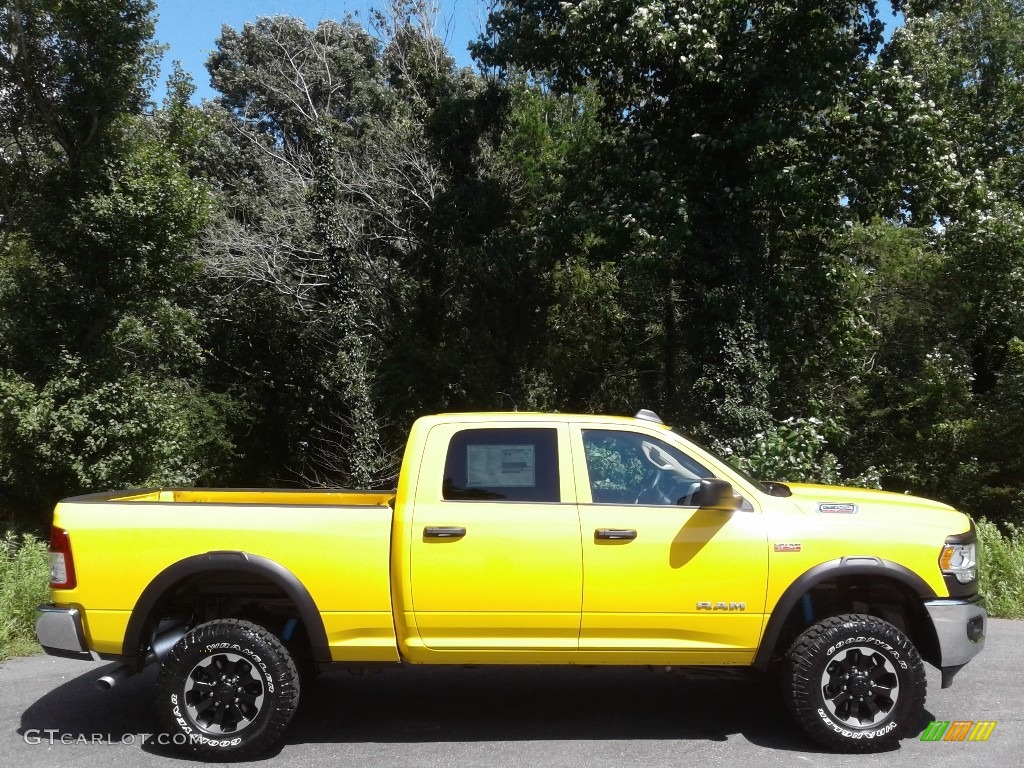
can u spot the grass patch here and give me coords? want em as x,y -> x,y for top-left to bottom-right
976,518 -> 1024,619
0,531 -> 49,662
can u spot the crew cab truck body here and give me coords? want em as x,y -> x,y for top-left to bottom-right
37,412 -> 986,757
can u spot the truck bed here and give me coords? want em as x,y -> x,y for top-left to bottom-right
68,487 -> 395,507
52,487 -> 399,663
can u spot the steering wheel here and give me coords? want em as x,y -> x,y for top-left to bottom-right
635,441 -> 701,505
634,467 -> 666,504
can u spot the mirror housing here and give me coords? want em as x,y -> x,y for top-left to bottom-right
692,478 -> 741,512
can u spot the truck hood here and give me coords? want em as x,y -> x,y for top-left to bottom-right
780,482 -> 970,534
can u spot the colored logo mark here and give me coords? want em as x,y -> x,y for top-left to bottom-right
921,720 -> 997,742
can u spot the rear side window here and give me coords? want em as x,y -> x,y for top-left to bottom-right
442,428 -> 560,502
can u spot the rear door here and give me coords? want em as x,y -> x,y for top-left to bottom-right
410,422 -> 582,652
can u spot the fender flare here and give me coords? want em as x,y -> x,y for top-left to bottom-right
753,556 -> 938,669
122,551 -> 331,664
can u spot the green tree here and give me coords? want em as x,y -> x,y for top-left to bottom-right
0,2 -> 234,522
0,0 -> 157,240
475,2 -> 892,441
834,1 -> 1024,519
201,10 -> 457,486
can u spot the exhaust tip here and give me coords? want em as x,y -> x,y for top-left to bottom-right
94,663 -> 133,690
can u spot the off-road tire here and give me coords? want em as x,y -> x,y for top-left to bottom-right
783,613 -> 925,752
155,618 -> 300,759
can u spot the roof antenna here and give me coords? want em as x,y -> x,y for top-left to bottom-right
634,409 -> 664,424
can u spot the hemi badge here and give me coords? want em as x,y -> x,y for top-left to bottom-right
774,543 -> 801,552
818,503 -> 858,514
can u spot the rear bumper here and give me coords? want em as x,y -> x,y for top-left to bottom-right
923,594 -> 986,688
36,605 -> 93,660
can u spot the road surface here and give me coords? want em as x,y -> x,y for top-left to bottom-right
1,619 -> 1020,766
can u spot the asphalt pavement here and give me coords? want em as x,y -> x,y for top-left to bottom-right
1,619 -> 1020,767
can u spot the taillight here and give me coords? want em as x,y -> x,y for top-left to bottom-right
49,526 -> 77,590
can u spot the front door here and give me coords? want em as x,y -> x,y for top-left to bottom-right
410,422 -> 582,654
573,426 -> 768,663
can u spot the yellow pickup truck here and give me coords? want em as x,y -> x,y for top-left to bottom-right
36,411 -> 985,757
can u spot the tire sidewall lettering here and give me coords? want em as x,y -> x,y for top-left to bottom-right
158,620 -> 299,756
820,634 -> 904,733
817,708 -> 899,740
786,614 -> 925,751
826,634 -> 908,670
199,641 -> 276,692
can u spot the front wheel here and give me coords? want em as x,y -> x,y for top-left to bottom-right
155,618 -> 300,759
783,613 -> 925,752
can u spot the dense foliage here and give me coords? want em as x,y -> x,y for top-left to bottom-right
0,531 -> 49,659
1,0 -> 1023,534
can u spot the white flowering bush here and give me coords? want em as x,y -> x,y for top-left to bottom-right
717,416 -> 883,487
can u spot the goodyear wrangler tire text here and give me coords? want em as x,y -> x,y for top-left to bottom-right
783,613 -> 926,752
155,618 -> 300,759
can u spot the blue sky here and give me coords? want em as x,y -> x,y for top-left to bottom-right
152,0 -> 486,103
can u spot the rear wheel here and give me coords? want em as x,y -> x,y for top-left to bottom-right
783,613 -> 925,752
156,618 -> 300,759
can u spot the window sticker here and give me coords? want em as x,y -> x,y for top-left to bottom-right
466,445 -> 536,488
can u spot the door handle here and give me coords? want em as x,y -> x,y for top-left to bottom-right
424,526 -> 467,539
595,528 -> 637,541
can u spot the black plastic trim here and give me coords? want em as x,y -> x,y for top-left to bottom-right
122,552 -> 332,665
595,529 -> 638,540
940,663 -> 966,689
753,557 -> 938,669
762,482 -> 793,498
942,574 -> 979,598
424,527 -> 467,539
945,518 -> 976,545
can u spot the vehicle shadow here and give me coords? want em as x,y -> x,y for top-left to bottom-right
19,663 -> 931,760
291,666 -> 801,746
18,662 -> 161,742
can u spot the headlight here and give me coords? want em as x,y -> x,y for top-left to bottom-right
939,542 -> 977,584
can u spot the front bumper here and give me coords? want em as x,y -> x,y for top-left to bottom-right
36,605 -> 92,660
923,594 -> 986,688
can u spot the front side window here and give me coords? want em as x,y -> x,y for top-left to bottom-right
442,428 -> 560,502
582,429 -> 713,506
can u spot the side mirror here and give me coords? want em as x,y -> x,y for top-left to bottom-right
692,478 -> 740,512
